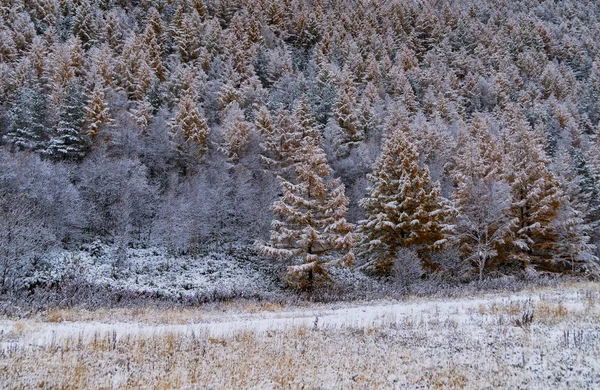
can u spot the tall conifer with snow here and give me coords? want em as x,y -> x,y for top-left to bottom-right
85,82 -> 112,140
500,105 -> 562,272
261,135 -> 358,289
358,127 -> 450,275
45,82 -> 89,161
220,102 -> 251,163
333,70 -> 363,146
170,88 -> 210,161
5,80 -> 48,152
552,147 -> 600,276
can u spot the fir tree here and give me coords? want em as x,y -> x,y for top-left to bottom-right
501,105 -> 562,271
220,102 -> 251,163
4,79 -> 48,152
170,90 -> 210,157
359,127 -> 450,275
45,81 -> 89,161
261,137 -> 359,289
85,81 -> 112,140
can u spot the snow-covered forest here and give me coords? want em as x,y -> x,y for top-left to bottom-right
2,0 -> 600,300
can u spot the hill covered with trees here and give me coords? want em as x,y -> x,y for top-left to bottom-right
2,0 -> 600,297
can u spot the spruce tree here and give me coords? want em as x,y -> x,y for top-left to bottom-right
220,102 -> 251,163
261,137 -> 359,289
359,127 -> 450,275
4,80 -> 48,152
45,81 -> 90,161
500,105 -> 562,271
85,82 -> 112,140
170,90 -> 210,157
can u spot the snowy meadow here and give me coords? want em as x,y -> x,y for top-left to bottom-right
1,282 -> 599,389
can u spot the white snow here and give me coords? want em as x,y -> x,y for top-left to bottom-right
0,284 -> 591,349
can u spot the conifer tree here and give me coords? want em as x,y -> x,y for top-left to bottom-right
220,102 -> 251,163
46,81 -> 90,161
170,89 -> 210,157
256,107 -> 298,174
130,97 -> 154,135
552,147 -> 600,276
85,81 -> 112,140
333,70 -> 363,145
4,79 -> 48,152
0,28 -> 17,63
290,95 -> 321,152
72,0 -> 95,50
144,24 -> 166,82
261,137 -> 359,289
255,105 -> 280,167
501,105 -> 562,271
359,127 -> 450,275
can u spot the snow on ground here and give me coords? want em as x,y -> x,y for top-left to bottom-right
26,244 -> 286,300
1,283 -> 599,389
0,283 -> 594,348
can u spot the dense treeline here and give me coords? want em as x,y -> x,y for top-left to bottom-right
2,0 -> 600,292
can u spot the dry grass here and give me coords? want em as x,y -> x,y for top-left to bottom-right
42,300 -> 287,325
1,282 -> 599,389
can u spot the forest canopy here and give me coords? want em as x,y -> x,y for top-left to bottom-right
2,0 -> 600,294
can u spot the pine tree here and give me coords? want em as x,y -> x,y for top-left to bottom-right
46,81 -> 89,161
358,127 -> 450,275
220,102 -> 251,163
551,147 -> 600,276
501,105 -> 562,271
4,79 -> 48,152
85,81 -> 112,140
130,97 -> 154,135
261,137 -> 359,289
170,89 -> 210,157
333,70 -> 363,145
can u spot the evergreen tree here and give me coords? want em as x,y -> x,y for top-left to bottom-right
552,147 -> 600,276
4,79 -> 48,152
220,102 -> 251,163
45,81 -> 89,161
85,81 -> 112,140
359,127 -> 450,275
500,105 -> 562,271
261,137 -> 359,289
170,89 -> 210,157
